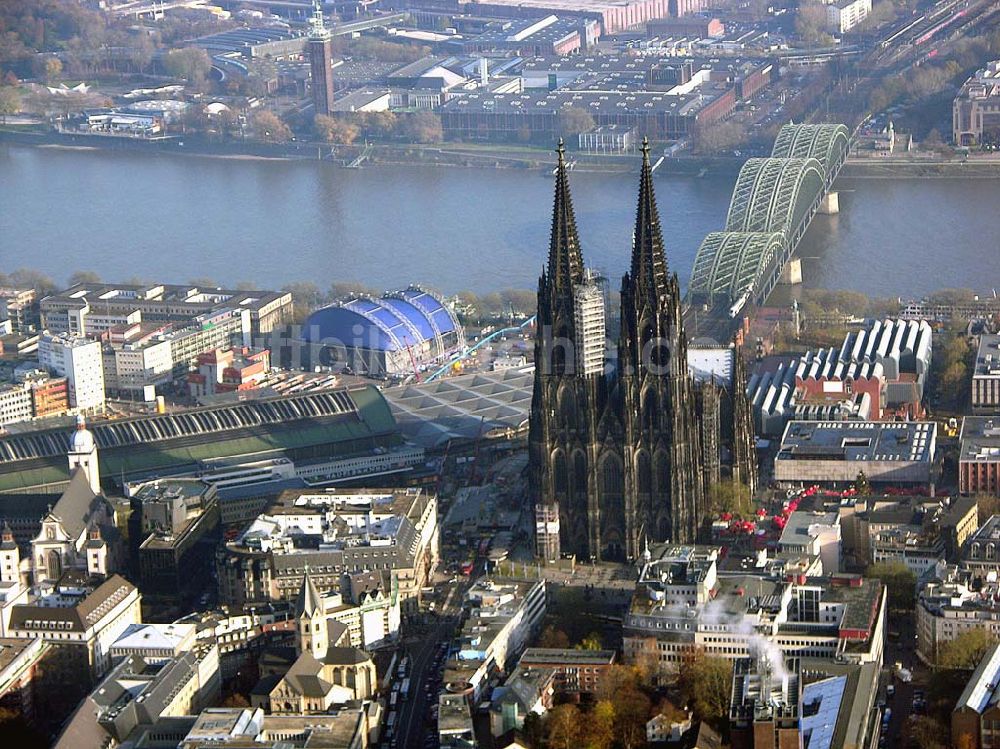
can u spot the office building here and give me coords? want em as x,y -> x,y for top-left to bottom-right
6,575 -> 141,680
623,546 -> 886,674
40,282 -> 293,340
959,417 -> 1000,497
131,479 -> 221,608
973,335 -> 1000,412
217,487 -> 437,614
953,60 -> 1000,147
824,0 -> 871,33
38,332 -> 105,412
54,645 -> 220,749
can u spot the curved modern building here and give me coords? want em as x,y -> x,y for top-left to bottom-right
302,286 -> 464,378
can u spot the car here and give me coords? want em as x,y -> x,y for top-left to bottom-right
886,684 -> 895,698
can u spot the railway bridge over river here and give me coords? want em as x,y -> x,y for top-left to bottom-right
684,122 -> 851,342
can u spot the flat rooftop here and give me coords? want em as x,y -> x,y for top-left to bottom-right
975,335 -> 1000,378
776,421 -> 936,463
960,417 -> 1000,463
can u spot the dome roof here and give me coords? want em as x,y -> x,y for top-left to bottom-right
69,414 -> 95,453
303,286 -> 459,353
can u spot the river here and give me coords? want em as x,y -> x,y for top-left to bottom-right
1,144 -> 998,298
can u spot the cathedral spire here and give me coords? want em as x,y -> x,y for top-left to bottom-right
547,139 -> 585,293
630,138 -> 670,297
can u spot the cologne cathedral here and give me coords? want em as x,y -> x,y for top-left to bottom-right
529,140 -> 755,562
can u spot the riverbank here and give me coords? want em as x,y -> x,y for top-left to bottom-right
0,127 -> 746,176
6,126 -> 1000,178
842,157 -> 1000,177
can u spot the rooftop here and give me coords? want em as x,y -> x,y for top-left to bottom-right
776,421 -> 936,463
960,417 -> 1000,463
974,335 -> 1000,378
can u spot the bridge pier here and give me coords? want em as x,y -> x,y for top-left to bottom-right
818,191 -> 840,215
780,258 -> 803,285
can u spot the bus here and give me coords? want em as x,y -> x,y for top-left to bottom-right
390,690 -> 399,709
397,656 -> 409,678
385,713 -> 396,740
400,678 -> 411,698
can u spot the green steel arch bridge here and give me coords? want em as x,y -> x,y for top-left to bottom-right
685,123 -> 850,341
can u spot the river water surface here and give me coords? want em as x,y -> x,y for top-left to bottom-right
2,145 -> 998,297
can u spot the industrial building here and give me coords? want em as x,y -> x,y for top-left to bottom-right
973,335 -> 1000,412
746,319 -> 932,436
302,287 -> 463,378
959,417 -> 1000,497
774,421 -> 937,487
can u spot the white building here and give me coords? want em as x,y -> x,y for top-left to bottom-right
6,574 -> 142,678
0,383 -> 33,427
825,0 -> 871,33
623,546 -> 885,677
39,332 -> 105,412
778,511 -> 841,574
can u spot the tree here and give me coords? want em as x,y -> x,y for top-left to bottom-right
901,715 -> 950,749
538,625 -> 570,649
0,85 -> 21,124
188,277 -> 217,288
402,112 -> 443,143
581,700 -> 615,749
9,268 -> 56,296
854,470 -> 871,495
68,270 -> 101,286
795,1 -> 832,45
43,56 -> 62,82
252,110 -> 291,143
163,47 -> 211,84
693,120 -> 747,155
546,704 -> 581,749
556,106 -> 595,137
315,114 -> 359,145
708,480 -> 752,516
577,632 -> 603,651
678,650 -> 732,724
937,628 -> 997,670
613,684 -> 651,749
865,562 -> 916,611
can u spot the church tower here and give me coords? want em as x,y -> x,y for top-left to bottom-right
68,414 -> 101,495
528,140 -> 606,561
0,523 -> 20,586
617,139 -> 704,553
296,572 -> 329,660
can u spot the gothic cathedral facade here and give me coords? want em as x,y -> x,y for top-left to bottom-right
530,141 -> 718,562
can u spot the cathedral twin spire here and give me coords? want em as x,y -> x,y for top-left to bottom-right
545,138 -> 672,305
547,139 -> 585,293
629,140 -> 671,300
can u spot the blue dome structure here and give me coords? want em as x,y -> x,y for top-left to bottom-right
303,286 -> 463,378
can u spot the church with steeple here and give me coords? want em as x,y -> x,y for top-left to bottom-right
530,140 -> 752,562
